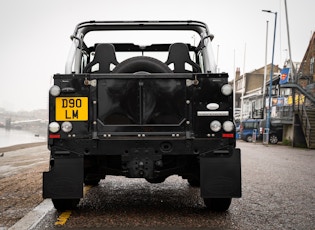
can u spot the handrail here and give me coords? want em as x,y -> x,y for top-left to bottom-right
281,83 -> 315,104
291,84 -> 314,148
301,104 -> 312,147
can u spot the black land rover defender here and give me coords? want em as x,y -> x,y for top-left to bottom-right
43,21 -> 241,212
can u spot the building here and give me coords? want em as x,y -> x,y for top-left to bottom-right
234,64 -> 281,121
297,32 -> 315,88
233,32 -> 315,148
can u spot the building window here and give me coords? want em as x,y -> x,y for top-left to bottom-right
236,79 -> 243,91
257,98 -> 262,108
310,57 -> 314,74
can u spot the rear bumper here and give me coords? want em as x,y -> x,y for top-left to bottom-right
44,138 -> 240,199
48,138 -> 236,156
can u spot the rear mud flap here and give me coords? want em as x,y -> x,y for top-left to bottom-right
200,148 -> 241,198
43,157 -> 83,199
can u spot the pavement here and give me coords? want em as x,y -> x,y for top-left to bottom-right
0,143 -> 48,229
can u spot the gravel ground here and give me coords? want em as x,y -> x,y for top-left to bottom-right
1,141 -> 315,229
0,143 -> 48,229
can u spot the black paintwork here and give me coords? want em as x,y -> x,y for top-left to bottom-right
43,21 -> 241,207
44,72 -> 240,199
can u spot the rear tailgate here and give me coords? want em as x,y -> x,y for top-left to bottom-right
95,74 -> 189,137
50,73 -> 232,141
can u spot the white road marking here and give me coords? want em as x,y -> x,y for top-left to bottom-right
8,199 -> 54,230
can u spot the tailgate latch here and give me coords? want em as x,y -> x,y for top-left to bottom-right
84,78 -> 97,87
186,75 -> 199,87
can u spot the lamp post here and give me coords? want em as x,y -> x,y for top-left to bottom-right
263,21 -> 269,103
262,10 -> 277,143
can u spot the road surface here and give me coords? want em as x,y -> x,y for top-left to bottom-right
1,141 -> 314,229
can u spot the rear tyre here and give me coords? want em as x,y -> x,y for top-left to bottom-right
145,177 -> 166,184
84,179 -> 101,186
52,199 -> 80,211
113,56 -> 172,73
84,175 -> 104,186
203,198 -> 232,212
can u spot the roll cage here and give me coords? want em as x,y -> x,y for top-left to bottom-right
66,20 -> 216,74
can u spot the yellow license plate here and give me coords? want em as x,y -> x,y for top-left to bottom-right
55,97 -> 88,121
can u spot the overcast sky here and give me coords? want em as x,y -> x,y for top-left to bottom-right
0,0 -> 314,112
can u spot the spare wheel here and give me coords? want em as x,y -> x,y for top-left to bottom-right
112,56 -> 172,73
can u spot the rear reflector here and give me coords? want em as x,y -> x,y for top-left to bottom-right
222,133 -> 234,138
49,134 -> 61,139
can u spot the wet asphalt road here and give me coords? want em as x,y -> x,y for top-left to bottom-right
32,141 -> 315,229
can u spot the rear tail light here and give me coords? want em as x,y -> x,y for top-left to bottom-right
222,133 -> 234,138
223,121 -> 234,132
221,84 -> 233,96
49,134 -> 61,139
49,122 -> 60,133
210,120 -> 221,132
49,85 -> 61,96
61,122 -> 73,133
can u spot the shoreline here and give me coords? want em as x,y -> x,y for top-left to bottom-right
0,142 -> 46,153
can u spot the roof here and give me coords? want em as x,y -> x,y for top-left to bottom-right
300,32 -> 315,64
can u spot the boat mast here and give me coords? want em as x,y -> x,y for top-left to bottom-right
284,0 -> 295,82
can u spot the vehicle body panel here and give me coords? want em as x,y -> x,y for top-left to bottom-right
43,21 -> 241,211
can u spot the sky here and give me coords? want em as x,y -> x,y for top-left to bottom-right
0,0 -> 314,112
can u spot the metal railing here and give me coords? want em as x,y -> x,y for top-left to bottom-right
300,104 -> 312,147
296,90 -> 315,147
274,106 -> 294,122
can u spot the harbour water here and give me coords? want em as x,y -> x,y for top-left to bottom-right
0,128 -> 46,148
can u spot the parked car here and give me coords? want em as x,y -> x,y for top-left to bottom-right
235,120 -> 241,139
259,120 -> 283,144
240,119 -> 260,142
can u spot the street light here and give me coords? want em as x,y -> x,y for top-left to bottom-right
262,10 -> 277,144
